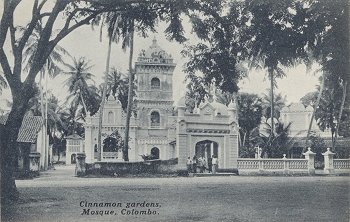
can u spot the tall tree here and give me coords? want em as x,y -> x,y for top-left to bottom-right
64,57 -> 94,117
303,0 -> 350,151
246,0 -> 309,134
23,20 -> 70,170
301,79 -> 350,151
183,0 -> 249,95
237,93 -> 263,148
261,91 -> 286,120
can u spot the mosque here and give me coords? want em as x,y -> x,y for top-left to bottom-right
82,39 -> 240,170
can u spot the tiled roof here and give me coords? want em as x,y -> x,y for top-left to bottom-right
0,114 -> 43,143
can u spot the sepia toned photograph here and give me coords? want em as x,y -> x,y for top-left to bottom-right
0,0 -> 349,221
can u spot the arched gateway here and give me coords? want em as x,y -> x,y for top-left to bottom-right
176,99 -> 239,170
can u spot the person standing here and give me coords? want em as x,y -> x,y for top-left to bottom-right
186,157 -> 192,174
202,157 -> 207,173
198,156 -> 203,173
212,155 -> 218,174
208,156 -> 212,173
192,156 -> 197,173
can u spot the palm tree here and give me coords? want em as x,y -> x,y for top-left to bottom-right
96,9 -> 136,161
261,91 -> 286,120
254,121 -> 297,158
22,21 -> 70,169
304,73 -> 324,150
106,68 -> 124,98
64,57 -> 94,116
59,101 -> 85,137
247,1 -> 309,135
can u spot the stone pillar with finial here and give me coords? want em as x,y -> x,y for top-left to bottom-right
322,148 -> 335,174
303,147 -> 316,175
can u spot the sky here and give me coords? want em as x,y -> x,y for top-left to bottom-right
0,1 -> 321,111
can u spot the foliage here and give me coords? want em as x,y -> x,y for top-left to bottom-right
64,57 -> 95,116
309,132 -> 327,162
237,93 -> 263,147
253,121 -> 295,158
104,68 -> 135,111
300,84 -> 350,139
307,0 -> 349,83
84,85 -> 102,116
184,75 -> 207,112
23,21 -> 70,78
183,0 -> 249,94
59,106 -> 85,137
103,130 -> 124,152
300,91 -> 318,107
261,91 -> 286,119
302,0 -> 349,150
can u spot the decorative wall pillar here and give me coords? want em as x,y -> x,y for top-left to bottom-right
29,152 -> 40,176
176,134 -> 187,170
322,148 -> 335,174
303,147 -> 316,175
282,154 -> 289,174
75,152 -> 86,177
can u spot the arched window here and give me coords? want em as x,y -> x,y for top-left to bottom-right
108,111 -> 114,123
151,147 -> 160,159
150,111 -> 160,127
151,77 -> 160,89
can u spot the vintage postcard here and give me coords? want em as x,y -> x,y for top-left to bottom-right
1,0 -> 349,221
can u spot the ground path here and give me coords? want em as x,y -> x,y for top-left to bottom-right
2,165 -> 349,222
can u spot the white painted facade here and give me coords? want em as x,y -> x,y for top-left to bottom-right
84,39 -> 240,169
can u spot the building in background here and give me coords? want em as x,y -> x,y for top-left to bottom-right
82,39 -> 239,170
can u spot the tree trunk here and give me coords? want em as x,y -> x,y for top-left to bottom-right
97,36 -> 112,161
44,70 -> 49,169
79,92 -> 88,116
269,68 -> 275,135
242,131 -> 247,148
334,80 -> 347,152
238,130 -> 242,148
123,29 -> 135,162
39,70 -> 47,169
1,89 -> 34,204
303,72 -> 325,155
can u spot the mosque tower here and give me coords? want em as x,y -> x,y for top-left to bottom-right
135,38 -> 176,129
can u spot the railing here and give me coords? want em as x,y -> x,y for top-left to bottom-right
237,159 -> 259,169
237,158 -> 308,171
288,160 -> 308,169
334,159 -> 350,169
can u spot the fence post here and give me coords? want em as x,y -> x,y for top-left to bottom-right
258,159 -> 263,172
303,148 -> 315,175
322,148 -> 335,175
29,152 -> 41,177
75,152 -> 86,177
283,154 -> 288,174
